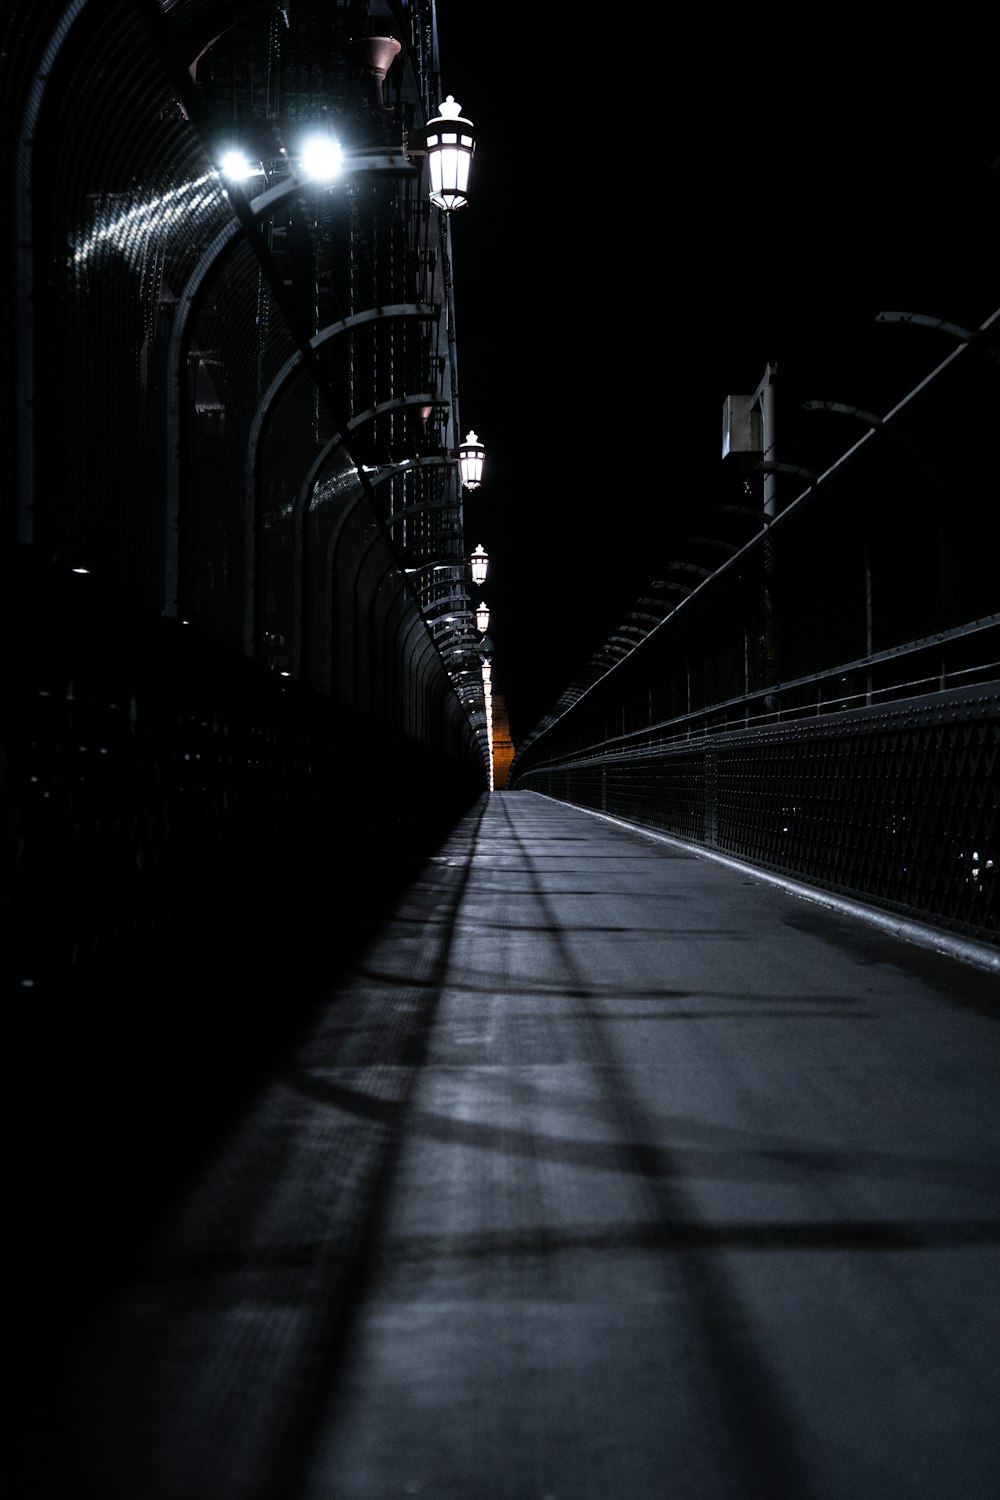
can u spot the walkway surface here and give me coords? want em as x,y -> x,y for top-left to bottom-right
15,791 -> 1000,1500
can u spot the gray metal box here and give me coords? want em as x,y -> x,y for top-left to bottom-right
721,393 -> 762,461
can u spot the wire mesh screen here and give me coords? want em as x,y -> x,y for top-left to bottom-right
2,1 -> 488,997
511,315 -> 1000,947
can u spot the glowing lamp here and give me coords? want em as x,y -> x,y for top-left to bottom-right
220,150 -> 254,181
470,544 -> 489,585
426,97 -> 475,211
460,431 -> 485,489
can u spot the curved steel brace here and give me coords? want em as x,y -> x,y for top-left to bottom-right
364,454 -> 457,491
798,395 -> 948,495
168,165 -> 434,616
656,562 -> 715,581
14,0 -> 92,545
757,460 -> 819,485
250,304 -> 439,456
313,471 -> 412,703
431,627 -> 477,651
169,210 -> 434,615
387,502 -> 460,530
876,311 -> 975,342
401,555 -> 467,581
318,504 -> 466,724
424,592 -> 471,619
440,639 -> 485,657
399,541 -> 467,570
437,647 -> 483,672
876,308 -> 1000,367
346,392 -> 450,433
800,400 -> 882,429
233,157 -> 420,231
244,312 -> 441,646
311,301 -> 439,347
275,391 -> 446,669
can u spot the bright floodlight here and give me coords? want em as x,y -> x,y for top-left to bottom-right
300,133 -> 345,182
220,150 -> 254,181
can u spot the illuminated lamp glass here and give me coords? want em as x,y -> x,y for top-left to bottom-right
426,96 -> 475,211
460,431 -> 485,489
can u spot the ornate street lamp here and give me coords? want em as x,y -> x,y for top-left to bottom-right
426,96 -> 475,211
476,600 -> 490,632
470,543 -> 488,585
460,430 -> 485,489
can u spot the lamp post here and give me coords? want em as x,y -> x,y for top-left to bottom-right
476,600 -> 490,632
722,362 -> 779,702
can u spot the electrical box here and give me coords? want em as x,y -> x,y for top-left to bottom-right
721,393 -> 762,462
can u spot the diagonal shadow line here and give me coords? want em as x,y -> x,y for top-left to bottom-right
288,1070 -> 1000,1194
255,796 -> 493,1500
344,964 -> 874,1006
477,795 -> 825,1500
126,1214 -> 1000,1290
365,1214 -> 1000,1263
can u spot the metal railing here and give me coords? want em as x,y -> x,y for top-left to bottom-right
510,307 -> 1000,947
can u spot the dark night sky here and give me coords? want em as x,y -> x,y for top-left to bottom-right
432,7 -> 999,746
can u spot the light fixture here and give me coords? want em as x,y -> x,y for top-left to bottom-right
219,149 -> 256,181
426,96 -> 475,211
460,431 -> 485,489
476,600 -> 490,632
470,544 -> 489,585
299,132 -> 345,182
347,35 -> 402,96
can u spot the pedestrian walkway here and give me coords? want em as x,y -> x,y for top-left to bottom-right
17,792 -> 1000,1500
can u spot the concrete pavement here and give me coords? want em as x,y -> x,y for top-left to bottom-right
16,791 -> 1000,1499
